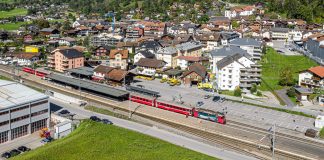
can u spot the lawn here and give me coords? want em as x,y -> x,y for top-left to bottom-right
0,8 -> 27,18
12,120 -> 217,160
259,47 -> 317,91
0,22 -> 27,30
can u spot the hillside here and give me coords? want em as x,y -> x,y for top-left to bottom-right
12,120 -> 217,160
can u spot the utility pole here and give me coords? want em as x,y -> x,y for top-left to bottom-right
79,73 -> 81,100
272,124 -> 276,160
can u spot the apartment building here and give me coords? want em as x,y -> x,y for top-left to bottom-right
215,53 -> 261,92
90,33 -> 123,47
109,49 -> 129,70
229,38 -> 262,61
305,33 -> 324,63
0,80 -> 49,144
48,48 -> 84,72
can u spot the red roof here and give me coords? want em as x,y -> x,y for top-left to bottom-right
308,66 -> 324,78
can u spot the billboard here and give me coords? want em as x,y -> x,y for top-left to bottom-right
25,46 -> 39,53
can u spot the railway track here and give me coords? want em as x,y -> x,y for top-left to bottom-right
0,68 -> 319,160
227,120 -> 324,149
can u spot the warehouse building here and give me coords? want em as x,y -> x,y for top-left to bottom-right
0,80 -> 49,144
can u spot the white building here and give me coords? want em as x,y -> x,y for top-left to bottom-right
270,28 -> 290,40
298,66 -> 324,89
134,50 -> 155,64
135,58 -> 166,76
229,38 -> 263,61
215,54 -> 261,92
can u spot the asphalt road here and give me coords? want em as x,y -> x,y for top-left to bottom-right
49,98 -> 258,160
275,89 -> 295,107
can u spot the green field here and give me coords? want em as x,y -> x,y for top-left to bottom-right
259,47 -> 317,91
12,120 -> 217,160
0,8 -> 27,18
0,21 -> 27,30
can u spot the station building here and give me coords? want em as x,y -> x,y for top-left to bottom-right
0,80 -> 49,144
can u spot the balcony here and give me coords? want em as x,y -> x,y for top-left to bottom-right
301,79 -> 321,87
240,83 -> 252,88
47,56 -> 54,60
62,63 -> 69,67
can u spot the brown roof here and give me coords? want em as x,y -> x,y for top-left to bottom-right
308,66 -> 324,78
182,63 -> 207,78
106,69 -> 128,81
116,42 -> 139,48
93,65 -> 114,74
13,52 -> 39,59
196,33 -> 221,41
109,49 -> 129,59
177,56 -> 209,62
308,33 -> 323,39
136,58 -> 165,68
316,37 -> 324,42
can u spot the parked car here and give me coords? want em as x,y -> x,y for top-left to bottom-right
219,97 -> 226,103
204,95 -> 211,99
213,96 -> 220,102
1,152 -> 11,159
41,137 -> 53,143
9,149 -> 20,157
196,101 -> 204,107
276,50 -> 284,53
203,88 -> 213,92
136,85 -> 144,88
305,129 -> 317,138
102,119 -> 113,125
58,109 -> 70,115
17,146 -> 30,152
90,116 -> 101,122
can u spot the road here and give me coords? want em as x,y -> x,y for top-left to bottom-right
49,98 -> 258,160
275,89 -> 295,107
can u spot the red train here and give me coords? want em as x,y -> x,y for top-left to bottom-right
22,67 -> 48,78
129,95 -> 226,124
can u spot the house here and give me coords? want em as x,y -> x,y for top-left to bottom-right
93,46 -> 112,58
208,16 -> 232,30
181,63 -> 207,86
58,37 -> 76,46
294,87 -> 313,101
139,41 -> 162,53
135,58 -> 166,77
195,33 -> 222,51
220,32 -> 240,45
109,49 -> 129,70
134,50 -> 155,63
229,38 -> 263,61
39,28 -> 60,37
23,34 -> 33,42
225,6 -> 255,19
156,46 -> 178,68
210,45 -> 250,74
7,52 -> 40,66
215,53 -> 261,92
105,68 -> 135,85
116,41 -> 140,54
92,65 -> 115,81
176,41 -> 202,57
90,33 -> 123,47
177,56 -> 209,70
48,48 -> 84,72
298,66 -> 324,89
270,28 -> 290,40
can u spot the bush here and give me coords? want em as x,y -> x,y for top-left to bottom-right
256,91 -> 262,96
287,87 -> 296,97
320,127 -> 324,139
234,87 -> 242,97
250,84 -> 257,93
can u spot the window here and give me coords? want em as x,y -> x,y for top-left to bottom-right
31,109 -> 48,117
11,125 -> 28,140
11,115 -> 29,123
0,120 -> 9,127
30,100 -> 48,107
0,111 -> 9,116
0,131 -> 8,144
31,119 -> 47,133
11,106 -> 29,113
229,75 -> 232,78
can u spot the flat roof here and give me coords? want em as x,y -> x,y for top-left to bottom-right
67,67 -> 94,76
47,74 -> 129,98
126,85 -> 159,96
0,80 -> 48,110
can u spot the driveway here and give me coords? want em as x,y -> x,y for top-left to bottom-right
275,89 -> 295,107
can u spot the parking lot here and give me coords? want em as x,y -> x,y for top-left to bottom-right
0,133 -> 42,160
131,79 -> 316,133
272,40 -> 302,56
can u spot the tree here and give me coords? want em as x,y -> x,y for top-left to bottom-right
198,14 -> 209,24
279,67 -> 295,86
232,20 -> 239,29
234,87 -> 242,97
33,19 -> 50,29
62,20 -> 72,30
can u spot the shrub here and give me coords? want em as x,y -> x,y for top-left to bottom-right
320,127 -> 324,139
250,84 -> 257,93
287,87 -> 296,97
256,91 -> 262,96
234,87 -> 242,97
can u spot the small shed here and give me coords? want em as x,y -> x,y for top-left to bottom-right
294,87 -> 313,101
315,115 -> 324,129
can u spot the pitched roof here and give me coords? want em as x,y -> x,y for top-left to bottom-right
216,53 -> 245,69
230,38 -> 262,47
137,50 -> 155,58
106,69 -> 128,81
177,56 -> 209,62
211,46 -> 249,57
58,48 -> 84,58
182,63 -> 207,78
196,33 -> 222,41
109,49 -> 129,59
93,65 -> 114,74
139,41 -> 162,50
308,66 -> 324,78
136,58 -> 165,68
13,52 -> 39,59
